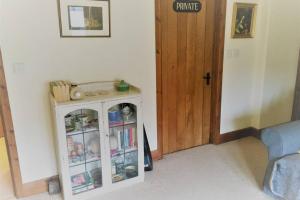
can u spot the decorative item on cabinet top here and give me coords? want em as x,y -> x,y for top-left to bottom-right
50,81 -> 71,102
50,80 -> 140,104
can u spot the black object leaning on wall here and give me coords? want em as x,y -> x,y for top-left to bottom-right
144,125 -> 153,171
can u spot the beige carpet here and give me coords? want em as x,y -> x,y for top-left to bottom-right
2,137 -> 272,200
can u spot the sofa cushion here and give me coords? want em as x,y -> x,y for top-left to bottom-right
261,120 -> 300,161
264,154 -> 300,200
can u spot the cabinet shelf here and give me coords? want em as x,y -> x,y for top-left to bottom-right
109,120 -> 137,128
69,157 -> 101,168
111,147 -> 138,158
72,183 -> 100,195
66,127 -> 99,136
72,182 -> 94,190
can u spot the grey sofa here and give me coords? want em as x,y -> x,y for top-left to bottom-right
261,120 -> 300,200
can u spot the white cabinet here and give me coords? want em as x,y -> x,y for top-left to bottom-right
50,83 -> 144,200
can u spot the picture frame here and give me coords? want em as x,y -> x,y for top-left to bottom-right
58,0 -> 111,37
231,3 -> 257,38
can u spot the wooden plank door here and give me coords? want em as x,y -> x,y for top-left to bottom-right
157,0 -> 216,154
0,114 -> 3,138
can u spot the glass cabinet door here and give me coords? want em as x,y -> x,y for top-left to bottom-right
108,103 -> 139,183
64,109 -> 103,195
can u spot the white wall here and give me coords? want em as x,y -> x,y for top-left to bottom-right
260,0 -> 300,128
3,0 -> 300,185
0,0 -> 156,183
221,0 -> 300,133
221,0 -> 270,133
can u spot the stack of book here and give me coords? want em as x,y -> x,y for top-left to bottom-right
50,81 -> 71,102
71,172 -> 94,194
114,127 -> 136,152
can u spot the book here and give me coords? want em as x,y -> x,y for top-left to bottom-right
117,130 -> 122,151
120,131 -> 124,150
129,128 -> 133,147
124,129 -> 128,149
50,80 -> 71,102
124,129 -> 129,149
132,127 -> 136,147
109,121 -> 123,127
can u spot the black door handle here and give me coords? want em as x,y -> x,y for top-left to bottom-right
203,73 -> 211,85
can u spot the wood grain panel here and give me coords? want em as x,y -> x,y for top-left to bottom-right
166,0 -> 178,153
0,114 -> 3,138
185,12 -> 197,149
211,0 -> 227,144
161,0 -> 170,154
176,12 -> 187,151
155,0 -> 163,158
202,0 -> 215,144
193,0 -> 206,146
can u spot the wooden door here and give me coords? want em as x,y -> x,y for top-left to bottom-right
156,0 -> 216,154
0,114 -> 3,138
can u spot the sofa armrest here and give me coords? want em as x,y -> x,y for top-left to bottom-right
261,120 -> 300,161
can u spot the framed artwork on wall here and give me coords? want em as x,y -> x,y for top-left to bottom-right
58,0 -> 111,37
231,3 -> 257,38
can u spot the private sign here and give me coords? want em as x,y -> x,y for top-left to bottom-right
173,0 -> 202,13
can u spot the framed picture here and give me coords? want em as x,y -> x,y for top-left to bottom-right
231,3 -> 257,38
58,0 -> 110,37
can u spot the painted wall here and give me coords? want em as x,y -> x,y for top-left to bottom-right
221,0 -> 270,133
260,0 -> 300,128
0,0 -> 156,183
221,0 -> 300,133
2,0 -> 299,185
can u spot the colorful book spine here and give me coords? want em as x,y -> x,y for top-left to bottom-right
114,127 -> 137,150
120,131 -> 124,149
117,130 -> 122,150
129,128 -> 133,147
132,127 -> 136,147
123,129 -> 127,149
